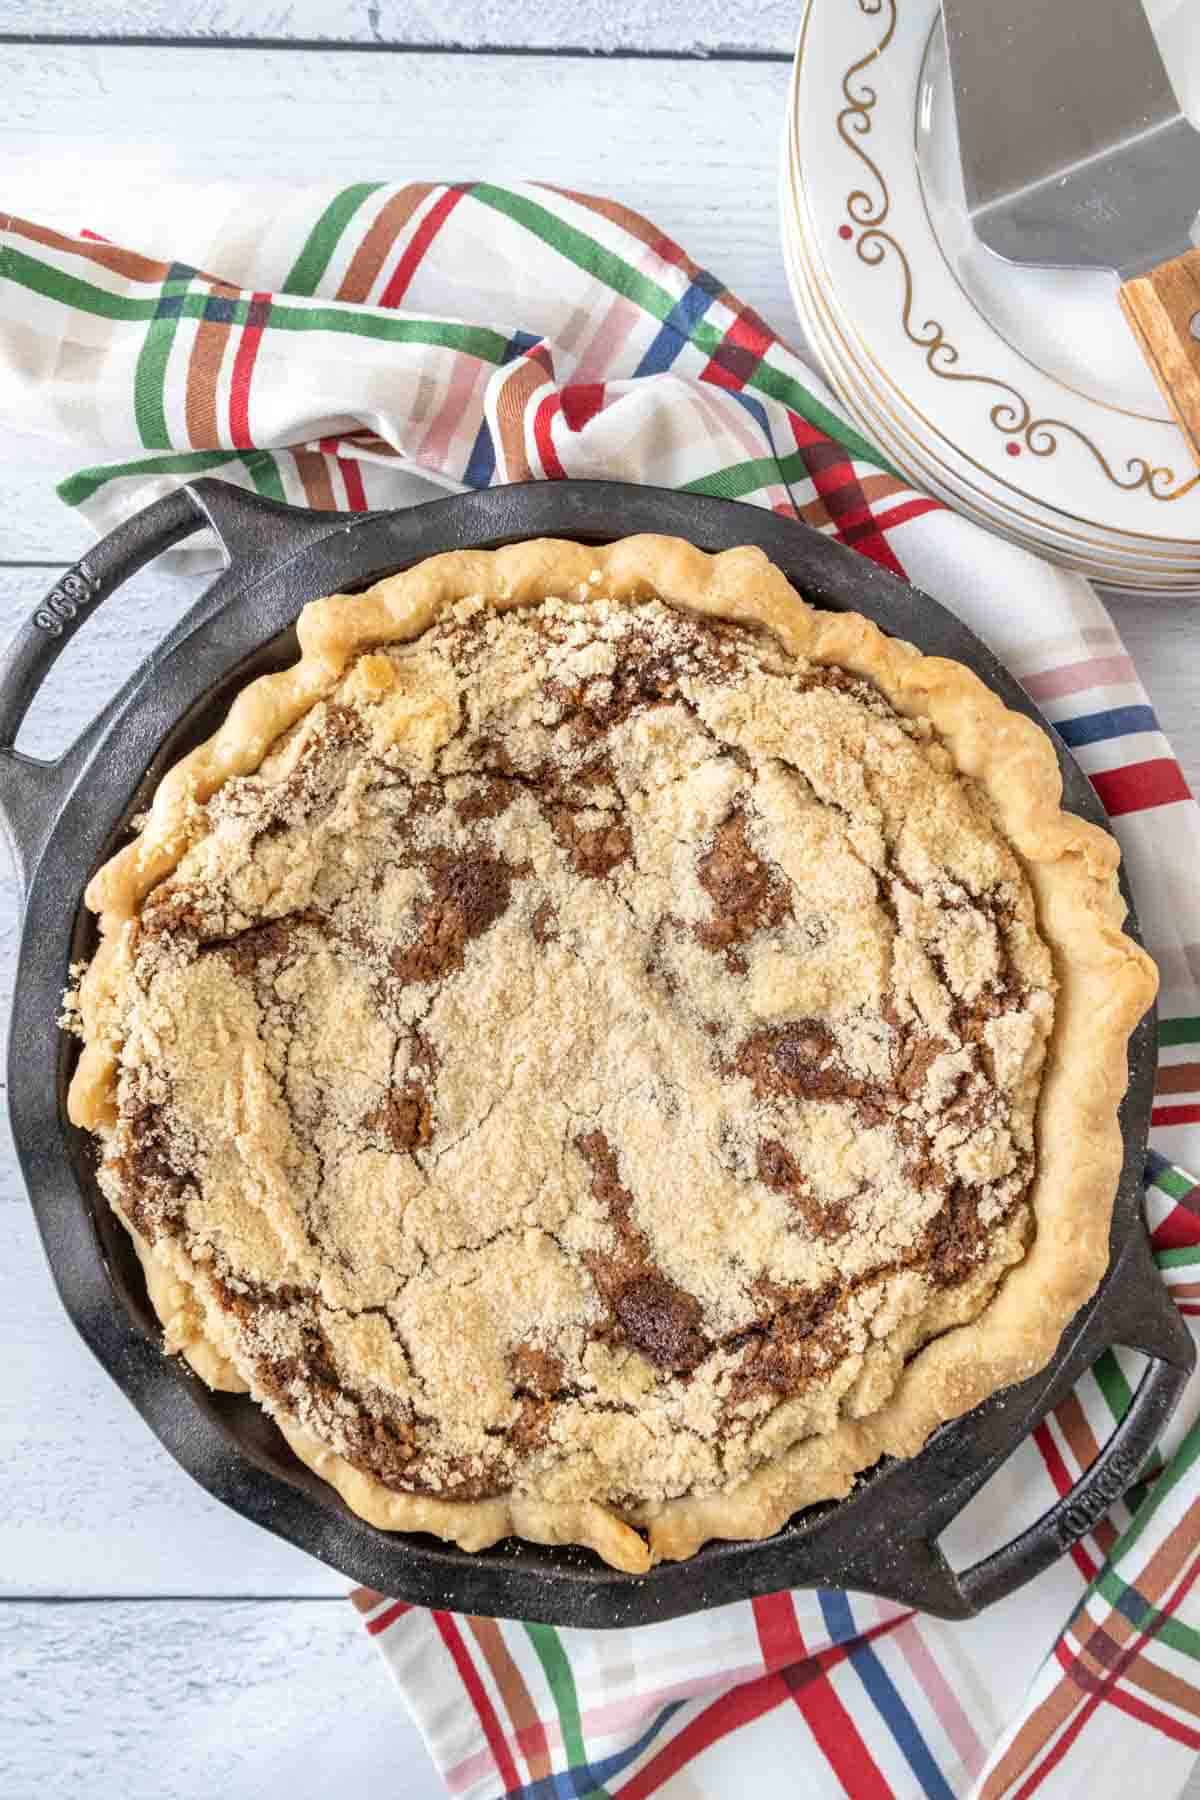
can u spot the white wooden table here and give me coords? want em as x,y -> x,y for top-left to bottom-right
2,9 -> 1199,1794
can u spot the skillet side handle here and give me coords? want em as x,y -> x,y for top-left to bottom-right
957,1296 -> 1195,1615
0,486 -> 208,893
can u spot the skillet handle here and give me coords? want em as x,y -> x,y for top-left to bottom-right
0,486 -> 208,891
810,1217 -> 1195,1619
955,1347 -> 1191,1612
951,1238 -> 1195,1615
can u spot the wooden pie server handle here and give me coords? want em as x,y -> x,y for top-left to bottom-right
1119,245 -> 1200,468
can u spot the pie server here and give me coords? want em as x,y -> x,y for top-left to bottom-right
0,479 -> 1190,1626
943,0 -> 1200,463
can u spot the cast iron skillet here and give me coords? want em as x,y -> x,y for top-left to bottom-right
1,478 -> 1192,1627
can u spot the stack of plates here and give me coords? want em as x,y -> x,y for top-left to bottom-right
780,0 -> 1200,594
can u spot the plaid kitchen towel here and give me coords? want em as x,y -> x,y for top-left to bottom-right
3,181 -> 1200,1798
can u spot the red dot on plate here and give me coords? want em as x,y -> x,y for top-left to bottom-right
1005,441 -> 1021,456
838,224 -> 853,241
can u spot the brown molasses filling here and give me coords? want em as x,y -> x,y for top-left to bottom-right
97,592 -> 1051,1510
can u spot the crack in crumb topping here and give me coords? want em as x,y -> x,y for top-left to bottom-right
89,591 -> 1054,1512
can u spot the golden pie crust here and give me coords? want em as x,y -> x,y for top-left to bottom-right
65,536 -> 1156,1574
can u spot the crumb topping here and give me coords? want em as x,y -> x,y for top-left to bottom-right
88,592 -> 1053,1513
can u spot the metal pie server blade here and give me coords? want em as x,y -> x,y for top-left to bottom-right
942,0 -> 1200,462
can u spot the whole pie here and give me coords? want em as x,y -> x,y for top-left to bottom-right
66,536 -> 1156,1573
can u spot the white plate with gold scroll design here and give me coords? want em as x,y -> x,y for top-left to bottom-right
782,142 -> 1200,588
782,0 -> 1200,588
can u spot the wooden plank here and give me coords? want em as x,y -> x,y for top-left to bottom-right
0,434 -> 96,566
0,0 -> 798,56
0,1202 -> 347,1596
0,1600 -> 438,1797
